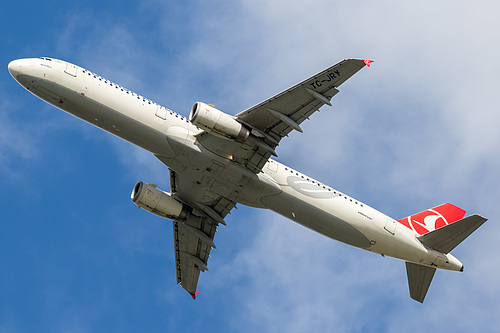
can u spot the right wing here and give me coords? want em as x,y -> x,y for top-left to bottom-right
168,168 -> 236,298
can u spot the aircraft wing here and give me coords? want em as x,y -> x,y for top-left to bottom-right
167,168 -> 236,298
236,59 -> 369,145
195,59 -> 369,174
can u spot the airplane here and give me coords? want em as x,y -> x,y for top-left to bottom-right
8,57 -> 487,303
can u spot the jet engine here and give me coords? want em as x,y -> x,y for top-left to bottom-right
131,182 -> 189,220
189,102 -> 250,141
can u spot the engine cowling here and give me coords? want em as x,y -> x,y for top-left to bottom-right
189,102 -> 250,141
131,182 -> 189,220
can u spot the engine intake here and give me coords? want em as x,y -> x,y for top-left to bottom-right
131,182 -> 189,220
189,102 -> 249,141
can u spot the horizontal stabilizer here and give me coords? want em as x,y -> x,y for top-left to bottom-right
406,262 -> 436,303
417,214 -> 487,254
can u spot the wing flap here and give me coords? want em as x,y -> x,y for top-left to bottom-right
173,217 -> 216,293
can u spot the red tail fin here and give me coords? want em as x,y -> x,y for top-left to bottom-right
398,203 -> 466,235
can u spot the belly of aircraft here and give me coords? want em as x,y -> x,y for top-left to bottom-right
260,191 -> 372,249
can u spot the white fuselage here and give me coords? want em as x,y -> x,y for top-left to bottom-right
8,57 -> 463,271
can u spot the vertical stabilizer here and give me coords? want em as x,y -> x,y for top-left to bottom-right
398,203 -> 466,235
406,262 -> 436,303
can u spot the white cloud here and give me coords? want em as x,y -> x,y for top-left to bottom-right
219,210 -> 400,332
220,210 -> 499,333
0,96 -> 80,182
0,102 -> 37,162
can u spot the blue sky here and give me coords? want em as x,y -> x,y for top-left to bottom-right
1,1 -> 499,332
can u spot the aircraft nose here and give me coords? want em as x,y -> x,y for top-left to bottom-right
8,59 -> 22,79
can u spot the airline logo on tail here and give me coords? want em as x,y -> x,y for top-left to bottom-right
398,203 -> 466,235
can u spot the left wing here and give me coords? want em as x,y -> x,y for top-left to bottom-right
236,58 -> 369,142
195,59 -> 370,173
168,169 -> 236,298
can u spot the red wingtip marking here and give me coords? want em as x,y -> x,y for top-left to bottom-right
190,292 -> 200,300
362,59 -> 374,67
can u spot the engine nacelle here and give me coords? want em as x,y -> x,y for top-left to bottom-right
131,182 -> 189,220
189,102 -> 250,141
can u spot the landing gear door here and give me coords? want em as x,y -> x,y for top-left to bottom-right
64,63 -> 77,77
384,217 -> 397,235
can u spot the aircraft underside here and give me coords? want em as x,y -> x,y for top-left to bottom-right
8,56 -> 487,303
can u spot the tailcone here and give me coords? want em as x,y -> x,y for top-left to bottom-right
444,253 -> 463,271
